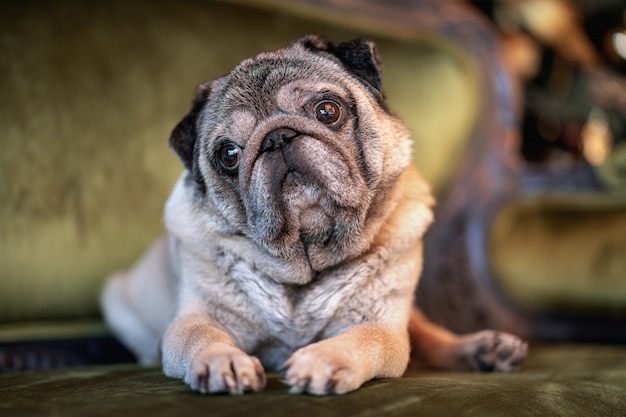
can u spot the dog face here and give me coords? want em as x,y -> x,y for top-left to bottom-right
169,35 -> 413,282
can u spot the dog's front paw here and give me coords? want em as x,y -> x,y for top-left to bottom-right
186,343 -> 266,395
283,342 -> 366,395
460,330 -> 528,372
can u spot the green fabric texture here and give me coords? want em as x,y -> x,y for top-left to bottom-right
0,0 -> 476,325
1,344 -> 625,416
490,193 -> 626,317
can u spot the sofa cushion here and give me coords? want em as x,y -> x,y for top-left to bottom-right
1,344 -> 625,416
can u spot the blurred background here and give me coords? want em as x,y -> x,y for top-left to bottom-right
473,0 -> 626,177
1,0 -> 625,371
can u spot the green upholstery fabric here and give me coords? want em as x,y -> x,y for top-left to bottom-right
2,345 -> 626,416
490,193 -> 626,317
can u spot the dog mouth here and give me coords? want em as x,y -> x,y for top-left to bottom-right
282,170 -> 337,245
243,131 -> 367,259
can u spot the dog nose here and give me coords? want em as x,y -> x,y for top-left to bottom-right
261,128 -> 299,152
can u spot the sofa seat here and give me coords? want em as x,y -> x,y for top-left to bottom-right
2,344 -> 625,417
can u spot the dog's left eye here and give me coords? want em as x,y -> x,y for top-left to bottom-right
218,143 -> 241,172
314,100 -> 341,124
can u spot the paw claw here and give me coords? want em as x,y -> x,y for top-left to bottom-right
325,378 -> 337,395
288,377 -> 311,394
223,374 -> 238,394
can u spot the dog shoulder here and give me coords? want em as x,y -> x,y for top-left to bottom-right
372,164 -> 434,254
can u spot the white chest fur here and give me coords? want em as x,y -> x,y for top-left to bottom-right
179,237 -> 402,371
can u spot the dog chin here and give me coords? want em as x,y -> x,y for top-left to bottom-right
298,205 -> 336,245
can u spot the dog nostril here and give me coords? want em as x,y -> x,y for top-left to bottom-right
261,128 -> 299,152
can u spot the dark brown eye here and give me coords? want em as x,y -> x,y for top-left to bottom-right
314,100 -> 341,124
219,143 -> 241,171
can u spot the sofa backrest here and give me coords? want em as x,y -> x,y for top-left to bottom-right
0,0 -> 480,327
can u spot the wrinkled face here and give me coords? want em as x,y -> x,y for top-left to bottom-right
171,36 -> 412,270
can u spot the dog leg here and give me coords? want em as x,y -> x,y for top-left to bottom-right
284,324 -> 410,395
161,314 -> 266,395
101,237 -> 177,364
408,308 -> 528,372
101,272 -> 162,364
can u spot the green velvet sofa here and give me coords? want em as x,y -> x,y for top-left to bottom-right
1,0 -> 626,415
2,345 -> 626,416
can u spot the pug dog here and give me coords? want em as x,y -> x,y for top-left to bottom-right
101,35 -> 527,396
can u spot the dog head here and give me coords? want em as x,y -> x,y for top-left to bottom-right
169,35 -> 414,281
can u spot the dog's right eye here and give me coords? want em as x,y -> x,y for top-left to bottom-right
314,100 -> 342,125
218,143 -> 241,172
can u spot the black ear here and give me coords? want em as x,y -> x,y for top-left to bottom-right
298,35 -> 383,94
169,81 -> 212,181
